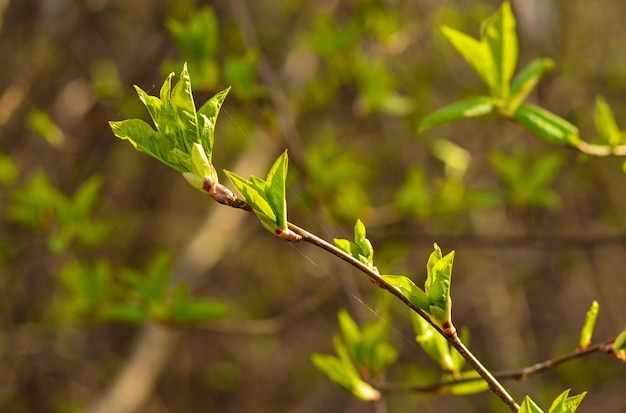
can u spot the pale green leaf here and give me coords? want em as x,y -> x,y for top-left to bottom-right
441,26 -> 490,86
264,150 -> 289,230
508,58 -> 555,113
520,396 -> 544,413
338,309 -> 362,358
419,97 -> 495,132
548,389 -> 587,413
483,1 -> 518,98
594,96 -> 622,146
579,301 -> 599,349
223,170 -> 277,233
514,104 -> 580,146
381,274 -> 429,311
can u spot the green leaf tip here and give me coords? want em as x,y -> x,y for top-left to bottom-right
224,150 -> 301,242
333,219 -> 375,267
424,243 -> 455,328
440,1 -> 518,99
110,63 -> 230,192
578,300 -> 599,350
548,389 -> 586,413
594,96 -> 623,146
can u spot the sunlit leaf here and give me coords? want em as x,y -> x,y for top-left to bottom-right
483,1 -> 518,98
224,151 -> 296,239
110,64 -> 229,191
548,389 -> 587,413
519,396 -> 544,413
594,96 -> 622,146
514,104 -> 580,146
380,274 -> 429,311
440,26 -> 490,86
508,58 -> 555,113
578,301 -> 599,350
419,97 -> 495,132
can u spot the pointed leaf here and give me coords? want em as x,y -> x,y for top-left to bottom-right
520,396 -> 545,413
594,96 -> 622,146
514,104 -> 580,146
548,389 -> 586,413
440,26 -> 490,86
338,309 -> 362,360
224,151 -> 295,239
483,1 -> 518,98
223,169 -> 277,232
410,312 -> 452,370
264,150 -> 289,231
509,58 -> 555,113
424,244 -> 455,326
111,64 -> 230,189
419,97 -> 495,132
578,301 -> 599,350
381,274 -> 430,311
198,87 -> 231,160
353,219 -> 374,265
311,352 -> 381,401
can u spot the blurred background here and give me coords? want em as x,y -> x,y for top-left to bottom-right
1,0 -> 625,412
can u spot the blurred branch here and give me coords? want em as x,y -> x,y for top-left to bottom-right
191,279 -> 338,335
87,135 -> 277,413
378,230 -> 626,250
380,338 -> 616,394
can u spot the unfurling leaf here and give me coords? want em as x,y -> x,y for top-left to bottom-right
548,389 -> 587,413
224,151 -> 300,241
594,96 -> 623,146
578,301 -> 599,350
334,219 -> 374,267
110,63 -> 229,192
424,243 -> 455,328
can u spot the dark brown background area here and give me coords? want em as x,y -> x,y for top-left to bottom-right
1,0 -> 625,412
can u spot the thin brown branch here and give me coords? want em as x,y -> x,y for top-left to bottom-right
380,338 -> 616,394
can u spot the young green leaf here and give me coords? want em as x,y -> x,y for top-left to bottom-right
514,104 -> 580,146
424,243 -> 455,328
519,396 -> 545,413
594,96 -> 623,146
380,274 -> 430,311
338,309 -> 362,360
508,58 -> 555,113
110,64 -> 229,192
578,300 -> 599,350
224,151 -> 300,241
612,327 -> 626,358
311,337 -> 381,401
418,97 -> 495,132
333,219 -> 374,266
440,26 -> 490,87
410,312 -> 455,373
483,1 -> 518,98
548,389 -> 587,413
